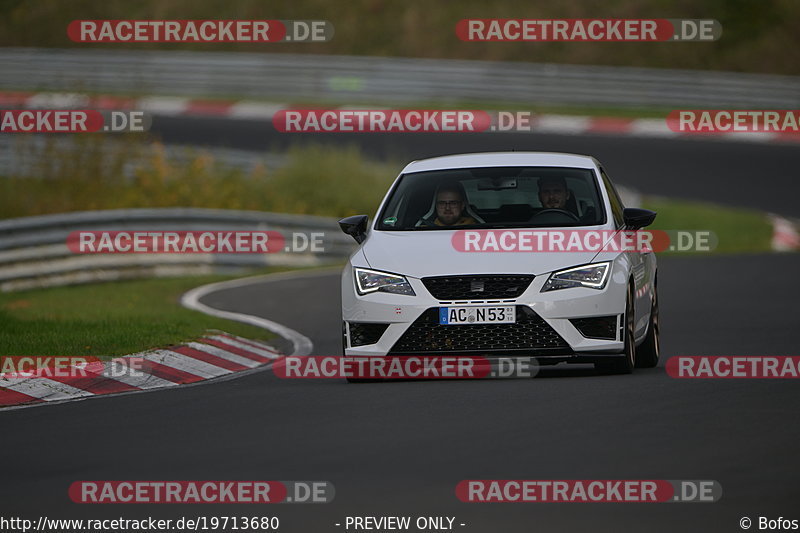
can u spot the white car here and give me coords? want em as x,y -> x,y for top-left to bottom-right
339,152 -> 659,375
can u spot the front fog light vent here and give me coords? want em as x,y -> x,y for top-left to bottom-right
349,322 -> 389,347
570,316 -> 618,340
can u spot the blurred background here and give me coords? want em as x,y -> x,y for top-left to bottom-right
2,6 -> 800,531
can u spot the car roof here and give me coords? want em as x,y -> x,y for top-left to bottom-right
402,152 -> 599,174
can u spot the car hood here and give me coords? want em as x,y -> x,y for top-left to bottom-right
361,230 -> 600,278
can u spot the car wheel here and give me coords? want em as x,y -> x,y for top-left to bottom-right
597,283 -> 635,375
635,282 -> 659,368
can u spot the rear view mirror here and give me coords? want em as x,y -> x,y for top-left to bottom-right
477,177 -> 517,190
339,215 -> 369,244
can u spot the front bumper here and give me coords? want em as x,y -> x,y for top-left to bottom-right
342,267 -> 628,359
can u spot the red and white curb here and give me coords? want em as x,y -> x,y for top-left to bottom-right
0,332 -> 285,409
771,215 -> 800,251
2,91 -> 800,144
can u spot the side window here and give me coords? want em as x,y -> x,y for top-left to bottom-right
600,168 -> 625,228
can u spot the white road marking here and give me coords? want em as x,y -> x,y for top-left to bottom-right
181,270 -> 319,356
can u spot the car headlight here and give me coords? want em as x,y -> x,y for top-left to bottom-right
354,268 -> 416,296
541,262 -> 611,292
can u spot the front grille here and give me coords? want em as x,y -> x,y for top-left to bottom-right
389,306 -> 569,354
570,316 -> 618,340
349,322 -> 390,347
422,275 -> 534,300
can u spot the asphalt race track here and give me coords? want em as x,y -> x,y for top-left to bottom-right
2,129 -> 799,533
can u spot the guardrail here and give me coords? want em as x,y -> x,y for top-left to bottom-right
0,208 -> 356,292
1,48 -> 799,109
0,135 -> 287,177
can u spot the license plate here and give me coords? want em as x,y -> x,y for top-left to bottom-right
439,306 -> 516,325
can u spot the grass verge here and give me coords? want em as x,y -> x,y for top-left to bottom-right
642,197 -> 774,254
0,269 -> 304,357
1,137 -> 397,219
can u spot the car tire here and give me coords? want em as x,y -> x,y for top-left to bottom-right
635,281 -> 659,369
596,283 -> 635,375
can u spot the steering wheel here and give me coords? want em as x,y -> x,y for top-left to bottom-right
531,208 -> 580,222
414,217 -> 437,228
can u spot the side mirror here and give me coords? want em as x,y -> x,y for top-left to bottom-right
623,207 -> 657,229
339,215 -> 369,244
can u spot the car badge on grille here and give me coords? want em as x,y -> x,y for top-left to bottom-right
470,280 -> 485,292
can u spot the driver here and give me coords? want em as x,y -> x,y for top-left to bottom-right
538,176 -> 571,210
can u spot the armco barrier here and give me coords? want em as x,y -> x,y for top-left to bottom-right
0,135 -> 287,178
1,48 -> 798,109
0,208 -> 356,291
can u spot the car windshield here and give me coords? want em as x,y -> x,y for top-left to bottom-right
376,166 -> 606,230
